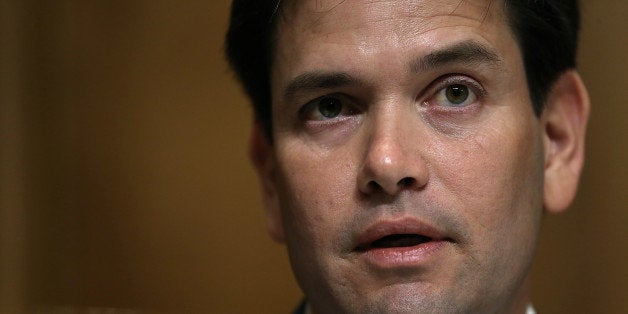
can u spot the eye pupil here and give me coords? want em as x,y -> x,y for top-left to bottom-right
318,97 -> 342,118
446,85 -> 469,105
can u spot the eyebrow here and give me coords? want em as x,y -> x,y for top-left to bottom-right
281,41 -> 502,101
283,72 -> 358,100
410,40 -> 502,73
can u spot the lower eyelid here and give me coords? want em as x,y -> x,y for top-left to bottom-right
302,115 -> 362,133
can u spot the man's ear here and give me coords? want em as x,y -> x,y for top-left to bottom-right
542,70 -> 590,213
250,122 -> 285,243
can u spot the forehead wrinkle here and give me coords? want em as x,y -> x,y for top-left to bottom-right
273,0 -> 514,86
283,0 -> 427,32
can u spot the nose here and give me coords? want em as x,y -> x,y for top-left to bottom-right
358,113 -> 429,195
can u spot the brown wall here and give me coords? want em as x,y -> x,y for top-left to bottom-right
1,1 -> 626,313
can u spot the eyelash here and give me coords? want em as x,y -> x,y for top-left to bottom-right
296,74 -> 486,123
422,74 -> 486,110
297,93 -> 361,122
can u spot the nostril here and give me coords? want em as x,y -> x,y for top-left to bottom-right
367,181 -> 383,193
398,177 -> 416,188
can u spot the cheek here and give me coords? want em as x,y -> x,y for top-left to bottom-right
427,114 -> 544,234
425,113 -> 545,294
274,142 -> 357,246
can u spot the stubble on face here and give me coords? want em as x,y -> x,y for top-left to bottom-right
267,0 -> 545,313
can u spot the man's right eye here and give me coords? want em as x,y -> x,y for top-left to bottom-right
299,94 -> 359,121
318,97 -> 343,118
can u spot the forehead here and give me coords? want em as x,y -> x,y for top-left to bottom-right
278,0 -> 512,47
272,0 -> 520,86
280,0 -> 502,36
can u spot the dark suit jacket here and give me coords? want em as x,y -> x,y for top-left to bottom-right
293,300 -> 307,314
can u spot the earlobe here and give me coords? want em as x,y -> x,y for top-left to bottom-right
541,70 -> 590,213
249,123 -> 286,243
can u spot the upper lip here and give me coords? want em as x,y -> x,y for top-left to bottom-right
354,217 -> 451,251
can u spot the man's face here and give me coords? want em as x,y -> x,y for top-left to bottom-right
264,0 -> 546,312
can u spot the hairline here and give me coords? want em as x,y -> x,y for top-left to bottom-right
260,0 -> 561,140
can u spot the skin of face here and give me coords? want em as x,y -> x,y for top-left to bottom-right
250,0 -> 589,313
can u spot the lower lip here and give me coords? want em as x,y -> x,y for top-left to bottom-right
358,241 -> 447,269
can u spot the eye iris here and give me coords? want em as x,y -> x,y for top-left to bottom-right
445,85 -> 469,105
318,97 -> 342,118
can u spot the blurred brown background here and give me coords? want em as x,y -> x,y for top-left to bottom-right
1,0 -> 626,313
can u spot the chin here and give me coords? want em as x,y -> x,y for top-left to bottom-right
329,283 -> 467,314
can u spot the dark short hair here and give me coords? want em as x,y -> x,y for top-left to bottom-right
225,0 -> 580,139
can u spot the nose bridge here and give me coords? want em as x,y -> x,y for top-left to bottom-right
369,106 -> 407,165
359,101 -> 428,195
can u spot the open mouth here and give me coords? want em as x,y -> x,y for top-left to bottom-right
357,234 -> 433,251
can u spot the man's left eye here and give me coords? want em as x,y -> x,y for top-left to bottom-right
434,84 -> 477,107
